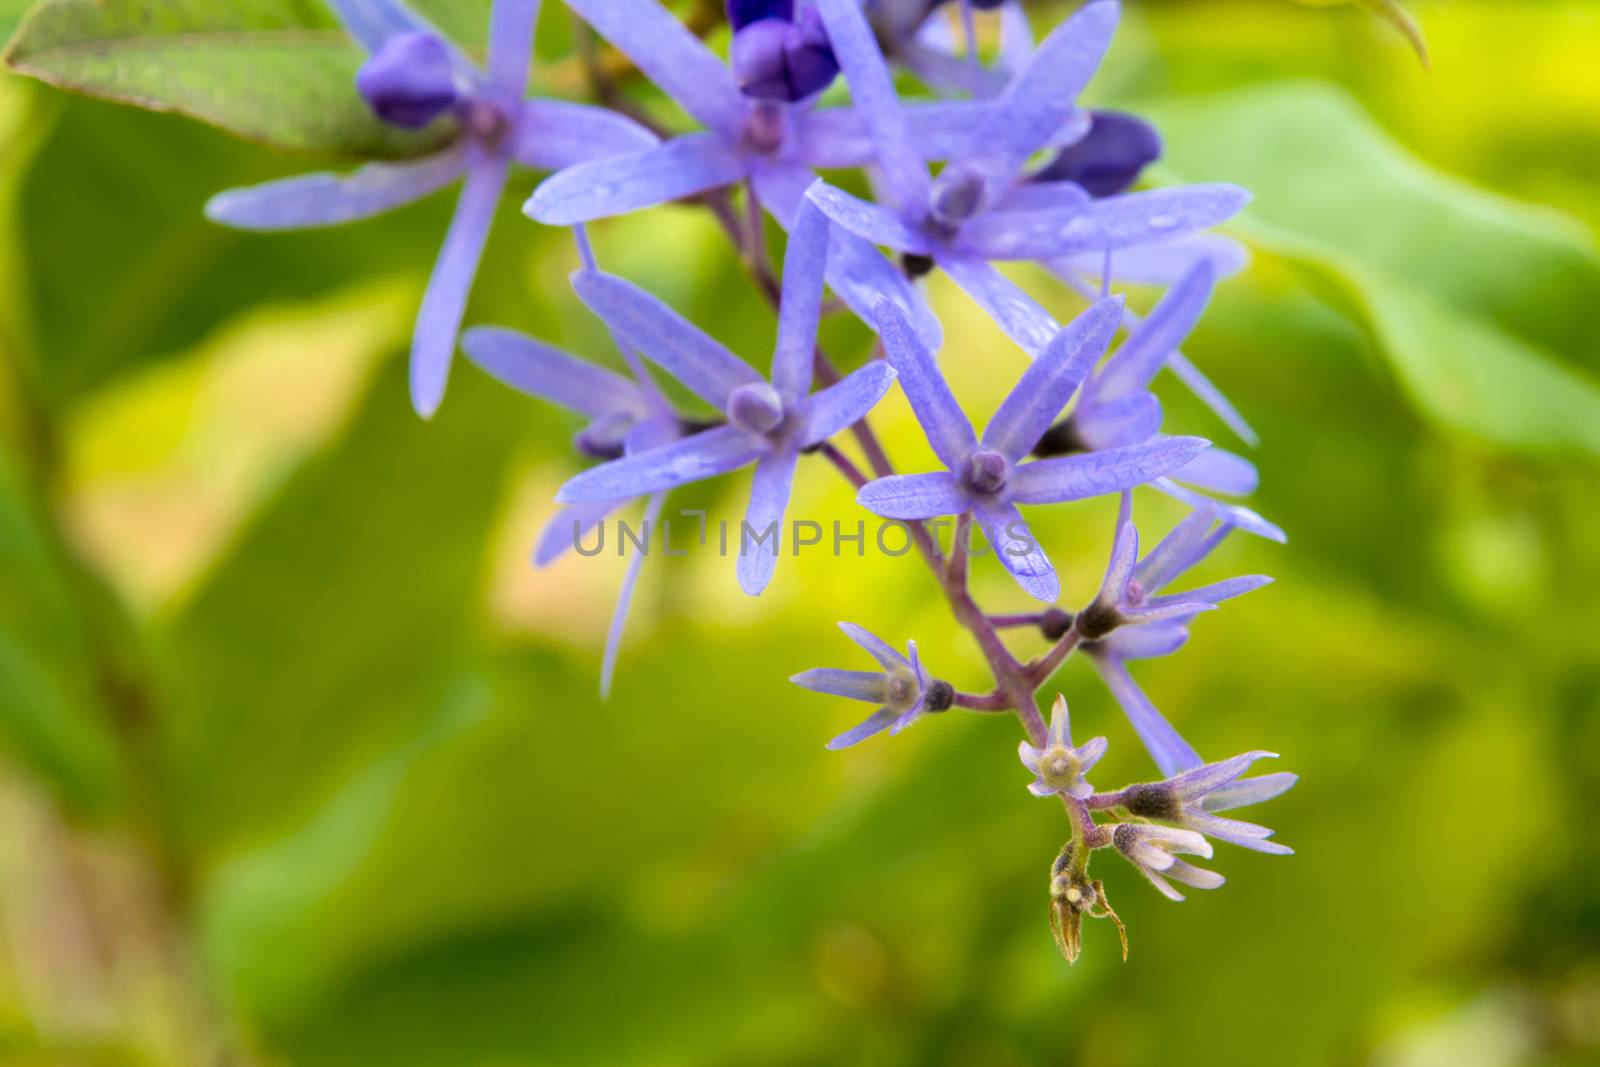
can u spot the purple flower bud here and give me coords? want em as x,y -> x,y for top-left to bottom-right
1034,111 -> 1162,199
929,164 -> 986,230
727,380 -> 787,435
730,8 -> 840,102
963,448 -> 1010,495
356,32 -> 463,129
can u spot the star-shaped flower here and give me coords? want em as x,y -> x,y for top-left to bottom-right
791,622 -> 954,748
1119,751 -> 1296,855
552,201 -> 896,594
205,0 -> 656,417
1018,694 -> 1107,798
808,0 -> 1248,356
856,296 -> 1208,601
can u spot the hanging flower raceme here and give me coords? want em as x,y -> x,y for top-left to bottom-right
1018,694 -> 1107,799
204,0 -> 658,417
856,297 -> 1208,601
791,623 -> 955,748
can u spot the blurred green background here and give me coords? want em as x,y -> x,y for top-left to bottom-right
2,1 -> 1599,1064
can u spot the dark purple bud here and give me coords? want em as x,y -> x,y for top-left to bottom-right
728,381 -> 786,436
964,449 -> 1009,496
731,9 -> 840,103
1033,111 -> 1162,199
929,164 -> 986,230
727,0 -> 793,30
356,32 -> 462,129
575,413 -> 635,460
924,679 -> 956,712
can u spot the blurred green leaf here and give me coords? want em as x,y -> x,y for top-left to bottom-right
2,0 -> 453,159
1144,83 -> 1600,458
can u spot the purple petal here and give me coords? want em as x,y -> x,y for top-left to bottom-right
799,362 -> 898,447
1200,771 -> 1298,812
412,157 -> 508,417
1167,351 -> 1259,447
461,327 -> 646,417
1153,479 -> 1287,543
489,0 -> 540,92
600,490 -> 662,698
1055,233 -> 1248,287
967,0 -> 1118,184
797,101 -> 1018,170
805,183 -> 930,254
1133,503 -> 1219,593
1135,864 -> 1187,902
1099,620 -> 1189,660
1074,391 -> 1164,451
1120,599 -> 1216,627
874,300 -> 977,468
570,269 -> 761,410
826,707 -> 896,749
556,425 -> 763,502
526,134 -> 746,225
1093,260 -> 1216,400
982,296 -> 1122,462
1171,447 -> 1258,496
1096,494 -> 1139,605
1163,858 -> 1225,890
1167,750 -> 1277,799
329,0 -> 438,54
1008,436 -> 1209,505
1087,184 -> 1249,248
534,499 -> 624,567
939,257 -> 1060,356
1089,657 -> 1201,777
972,500 -> 1058,602
1149,574 -> 1272,609
856,471 -> 968,520
791,668 -> 889,703
994,180 -> 1092,215
838,621 -> 907,672
772,198 -> 828,404
566,0 -> 744,135
814,0 -> 930,210
737,448 -> 799,594
509,100 -> 659,171
205,150 -> 468,230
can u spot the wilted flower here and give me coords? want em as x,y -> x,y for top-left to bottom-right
206,0 -> 656,416
791,623 -> 954,748
1111,822 -> 1222,902
1019,694 -> 1107,798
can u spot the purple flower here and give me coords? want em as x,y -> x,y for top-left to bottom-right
462,233 -> 687,696
552,202 -> 896,595
809,0 -> 1248,356
1078,498 -> 1272,775
1111,823 -> 1222,902
1118,751 -> 1295,855
870,0 -> 1033,98
856,297 -> 1209,601
205,0 -> 657,418
527,0 -> 1030,348
791,622 -> 955,748
1018,694 -> 1106,799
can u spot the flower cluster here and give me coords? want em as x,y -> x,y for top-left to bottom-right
207,0 -> 1294,962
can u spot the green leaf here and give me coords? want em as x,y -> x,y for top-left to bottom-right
1143,83 -> 1600,457
3,0 -> 454,159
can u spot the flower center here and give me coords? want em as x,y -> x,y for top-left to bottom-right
964,449 -> 1009,496
1040,745 -> 1082,787
929,165 -> 987,233
739,101 -> 788,155
885,668 -> 919,711
462,99 -> 511,147
727,381 -> 786,436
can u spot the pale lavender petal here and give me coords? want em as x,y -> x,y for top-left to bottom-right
939,256 -> 1059,357
1074,391 -> 1164,451
534,499 -> 624,566
1099,620 -> 1189,660
815,0 -> 930,210
1119,599 -> 1216,627
412,157 -> 508,417
896,40 -> 1007,98
791,668 -> 889,703
806,183 -> 930,254
1027,779 -> 1059,798
1094,260 -> 1216,399
982,296 -> 1121,462
1170,447 -> 1258,496
1163,858 -> 1225,890
799,362 -> 898,446
1148,575 -> 1272,608
838,622 -> 907,672
1096,496 -> 1139,604
1168,351 -> 1259,447
1167,750 -> 1277,798
526,134 -> 746,225
509,100 -> 659,171
1153,479 -> 1287,543
1090,656 -> 1201,777
973,500 -> 1057,602
566,0 -> 744,135
600,490 -> 662,698
796,101 -> 1006,169
1007,436 -> 1209,505
772,198 -> 829,404
570,269 -> 761,409
827,707 -> 896,749
998,1 -> 1035,69
1200,771 -> 1298,812
204,150 -> 468,230
556,425 -> 763,502
738,447 -> 799,594
994,180 -> 1092,215
461,327 -> 646,417
489,0 -> 540,92
1186,813 -> 1293,855
1018,739 -> 1043,774
874,299 -> 977,469
1078,735 -> 1109,773
856,471 -> 968,520
1133,502 -> 1219,593
961,185 -> 1248,262
1054,233 -> 1248,287
329,0 -> 436,53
